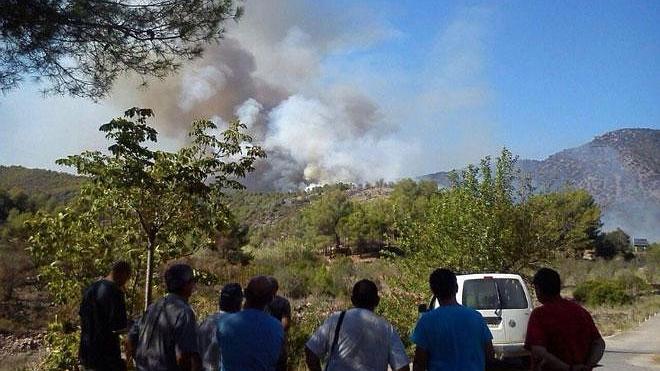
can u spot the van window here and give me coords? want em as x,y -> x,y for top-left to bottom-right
462,278 -> 528,309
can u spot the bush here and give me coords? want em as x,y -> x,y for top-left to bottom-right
573,279 -> 633,306
40,321 -> 80,371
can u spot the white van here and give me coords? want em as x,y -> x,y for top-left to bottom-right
424,273 -> 533,359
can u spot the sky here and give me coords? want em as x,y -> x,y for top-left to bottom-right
1,0 -> 659,187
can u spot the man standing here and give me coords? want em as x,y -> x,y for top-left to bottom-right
197,283 -> 243,371
128,263 -> 201,371
411,268 -> 494,371
216,275 -> 285,371
525,268 -> 605,371
79,261 -> 131,371
266,276 -> 291,370
266,276 -> 292,331
305,279 -> 410,371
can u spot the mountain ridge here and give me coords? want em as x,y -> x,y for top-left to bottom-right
421,128 -> 660,241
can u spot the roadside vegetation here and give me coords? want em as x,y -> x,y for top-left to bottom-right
0,114 -> 657,370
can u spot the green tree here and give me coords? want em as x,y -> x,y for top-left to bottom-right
304,187 -> 353,249
29,107 -> 265,310
596,228 -> 631,259
1,0 -> 242,98
526,189 -> 602,258
396,148 -> 602,273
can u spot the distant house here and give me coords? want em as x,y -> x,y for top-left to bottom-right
632,238 -> 650,253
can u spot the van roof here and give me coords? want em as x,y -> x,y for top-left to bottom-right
457,273 -> 524,281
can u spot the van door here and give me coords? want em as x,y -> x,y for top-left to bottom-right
493,278 -> 531,344
460,278 -> 531,345
460,279 -> 507,345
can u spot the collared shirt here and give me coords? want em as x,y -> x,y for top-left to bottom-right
306,308 -> 410,371
198,311 -> 227,371
524,297 -> 601,369
129,294 -> 198,371
216,308 -> 284,371
411,305 -> 493,371
79,279 -> 128,370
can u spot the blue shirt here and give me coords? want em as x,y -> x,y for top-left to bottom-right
411,305 -> 493,371
216,309 -> 284,371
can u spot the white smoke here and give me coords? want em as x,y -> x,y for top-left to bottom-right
109,1 -> 490,190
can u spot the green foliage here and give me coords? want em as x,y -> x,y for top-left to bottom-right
0,166 -> 81,203
525,189 -> 602,258
596,228 -> 632,259
397,148 -> 602,274
573,279 -> 633,306
28,108 -> 265,311
303,186 -> 353,248
40,321 -> 80,371
1,0 -> 242,98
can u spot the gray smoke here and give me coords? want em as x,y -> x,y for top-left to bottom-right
110,0 -> 403,190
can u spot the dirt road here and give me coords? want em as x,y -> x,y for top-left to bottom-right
601,313 -> 660,370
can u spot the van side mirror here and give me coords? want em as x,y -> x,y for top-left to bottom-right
418,304 -> 428,313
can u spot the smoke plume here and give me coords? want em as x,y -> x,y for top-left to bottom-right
110,1 -> 487,190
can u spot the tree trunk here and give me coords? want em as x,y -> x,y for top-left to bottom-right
143,236 -> 155,311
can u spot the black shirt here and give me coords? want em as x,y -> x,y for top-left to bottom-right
79,279 -> 128,370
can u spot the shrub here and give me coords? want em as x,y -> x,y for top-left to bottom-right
40,321 -> 80,371
573,279 -> 632,306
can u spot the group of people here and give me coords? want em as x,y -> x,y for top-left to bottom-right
78,261 -> 605,371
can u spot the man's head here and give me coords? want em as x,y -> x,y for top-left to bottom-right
429,268 -> 458,300
351,279 -> 380,310
532,268 -> 561,303
164,264 -> 196,299
219,283 -> 243,313
267,276 -> 279,295
110,260 -> 131,287
244,276 -> 274,310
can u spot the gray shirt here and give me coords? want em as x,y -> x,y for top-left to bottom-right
197,311 -> 227,371
129,294 -> 198,371
306,308 -> 410,371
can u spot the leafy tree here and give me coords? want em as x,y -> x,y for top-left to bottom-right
1,0 -> 242,98
596,228 -> 631,259
526,189 -> 602,258
304,187 -> 353,249
29,107 -> 265,310
342,199 -> 394,252
396,148 -> 602,274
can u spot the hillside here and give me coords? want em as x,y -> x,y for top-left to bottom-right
422,128 -> 660,241
0,165 -> 82,202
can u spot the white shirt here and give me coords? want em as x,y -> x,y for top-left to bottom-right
197,311 -> 227,371
306,308 -> 410,371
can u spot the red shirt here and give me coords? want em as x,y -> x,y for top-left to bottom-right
524,297 -> 601,367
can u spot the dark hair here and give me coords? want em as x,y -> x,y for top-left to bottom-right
267,276 -> 279,292
245,276 -> 274,309
111,260 -> 131,275
429,268 -> 458,299
164,264 -> 194,293
351,279 -> 379,309
533,268 -> 561,296
219,283 -> 243,311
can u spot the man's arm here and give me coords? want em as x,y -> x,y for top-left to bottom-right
531,345 -> 571,370
412,346 -> 429,371
305,346 -> 323,371
585,337 -> 605,368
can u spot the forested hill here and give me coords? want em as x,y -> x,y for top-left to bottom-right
422,128 -> 660,240
0,165 -> 82,202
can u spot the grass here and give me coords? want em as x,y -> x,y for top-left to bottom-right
588,295 -> 660,336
